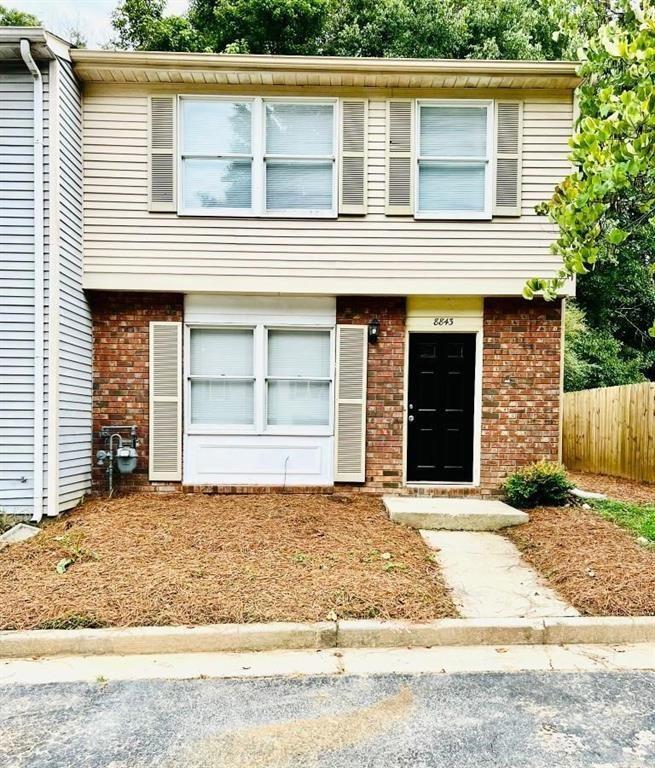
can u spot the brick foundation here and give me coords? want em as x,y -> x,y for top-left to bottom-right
90,291 -> 183,492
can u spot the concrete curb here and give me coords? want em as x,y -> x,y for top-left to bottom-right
1,617 -> 655,659
336,618 -> 545,648
0,622 -> 336,659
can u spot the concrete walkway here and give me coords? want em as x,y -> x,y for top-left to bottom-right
421,530 -> 579,619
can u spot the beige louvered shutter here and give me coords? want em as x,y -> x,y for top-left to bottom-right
334,325 -> 368,482
386,99 -> 413,215
339,99 -> 367,214
148,95 -> 177,212
149,321 -> 182,481
493,101 -> 523,217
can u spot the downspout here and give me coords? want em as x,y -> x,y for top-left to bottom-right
20,39 -> 45,523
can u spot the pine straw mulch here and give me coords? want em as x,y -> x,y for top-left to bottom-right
568,470 -> 655,505
504,505 -> 655,616
0,493 -> 456,631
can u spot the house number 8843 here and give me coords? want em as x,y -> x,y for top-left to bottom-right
433,317 -> 455,326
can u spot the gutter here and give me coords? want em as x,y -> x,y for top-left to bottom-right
20,39 -> 45,523
70,50 -> 581,88
70,49 -> 579,77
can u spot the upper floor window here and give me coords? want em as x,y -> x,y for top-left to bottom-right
179,97 -> 337,217
416,101 -> 493,219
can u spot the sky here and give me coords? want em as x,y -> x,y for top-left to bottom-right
6,0 -> 189,48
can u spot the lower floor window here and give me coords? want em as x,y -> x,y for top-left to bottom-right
189,325 -> 333,431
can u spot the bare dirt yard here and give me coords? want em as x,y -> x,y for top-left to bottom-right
0,493 -> 455,631
505,471 -> 655,616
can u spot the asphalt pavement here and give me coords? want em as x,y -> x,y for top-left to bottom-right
2,670 -> 655,767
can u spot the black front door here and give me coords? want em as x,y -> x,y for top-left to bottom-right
406,333 -> 476,483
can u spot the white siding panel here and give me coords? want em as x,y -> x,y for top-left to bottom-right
56,58 -> 92,512
0,70 -> 37,514
82,89 -> 573,294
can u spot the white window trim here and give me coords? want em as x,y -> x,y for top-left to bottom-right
185,322 -> 335,436
402,328 -> 483,489
177,95 -> 339,219
414,99 -> 494,221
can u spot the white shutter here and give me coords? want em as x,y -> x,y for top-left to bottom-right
339,99 -> 367,214
493,101 -> 523,217
386,99 -> 414,215
148,96 -> 177,212
334,325 -> 368,482
149,321 -> 182,481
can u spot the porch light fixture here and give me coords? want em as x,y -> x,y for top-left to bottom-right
368,319 -> 380,344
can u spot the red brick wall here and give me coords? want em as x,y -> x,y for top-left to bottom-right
336,297 -> 406,491
90,291 -> 183,491
480,297 -> 562,494
89,293 -> 561,497
336,296 -> 562,496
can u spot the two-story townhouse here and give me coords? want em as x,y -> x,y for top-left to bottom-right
0,39 -> 579,515
0,29 -> 92,519
74,50 -> 577,497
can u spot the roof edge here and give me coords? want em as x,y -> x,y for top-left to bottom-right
71,49 -> 579,81
0,26 -> 71,60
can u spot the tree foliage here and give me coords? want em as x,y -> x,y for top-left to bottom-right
564,302 -> 650,391
528,0 -> 655,343
111,0 -> 570,59
0,4 -> 41,26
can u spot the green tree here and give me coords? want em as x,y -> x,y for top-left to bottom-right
564,302 -> 649,391
110,0 -> 570,59
0,4 -> 41,25
575,245 -> 655,380
528,0 -> 655,344
66,26 -> 88,48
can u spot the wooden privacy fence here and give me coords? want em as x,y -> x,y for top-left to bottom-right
563,382 -> 655,482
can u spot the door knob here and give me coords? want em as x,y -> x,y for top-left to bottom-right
408,415 -> 414,422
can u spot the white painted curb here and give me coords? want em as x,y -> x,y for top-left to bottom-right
1,617 -> 655,659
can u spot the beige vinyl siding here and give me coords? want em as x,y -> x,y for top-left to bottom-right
82,86 -> 573,296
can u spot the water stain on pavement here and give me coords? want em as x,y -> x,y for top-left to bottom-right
167,685 -> 414,768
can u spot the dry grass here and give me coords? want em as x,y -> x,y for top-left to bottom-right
0,493 -> 455,630
505,505 -> 655,616
568,471 -> 655,504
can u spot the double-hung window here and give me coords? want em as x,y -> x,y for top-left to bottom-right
179,97 -> 336,217
266,329 -> 331,427
181,99 -> 253,213
188,325 -> 333,432
416,101 -> 493,219
189,328 -> 255,427
265,103 -> 336,213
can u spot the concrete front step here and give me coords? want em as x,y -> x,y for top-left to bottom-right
383,496 -> 528,531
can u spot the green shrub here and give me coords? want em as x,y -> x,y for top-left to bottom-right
502,461 -> 573,509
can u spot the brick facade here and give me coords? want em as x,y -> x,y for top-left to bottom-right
479,297 -> 562,494
336,297 -> 406,491
89,292 -> 561,497
336,295 -> 562,496
90,291 -> 183,492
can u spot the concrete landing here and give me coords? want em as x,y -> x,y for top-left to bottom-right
422,530 -> 579,619
383,497 -> 528,531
